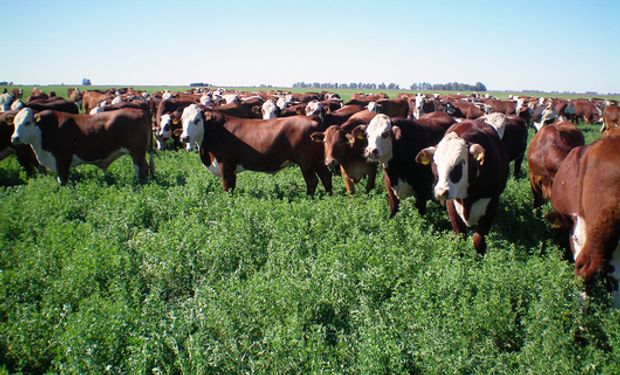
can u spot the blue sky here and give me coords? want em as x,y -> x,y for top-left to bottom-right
4,0 -> 619,93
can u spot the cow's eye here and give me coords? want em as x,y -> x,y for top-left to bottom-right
381,131 -> 390,139
449,163 -> 463,183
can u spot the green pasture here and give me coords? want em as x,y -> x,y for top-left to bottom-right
1,88 -> 619,373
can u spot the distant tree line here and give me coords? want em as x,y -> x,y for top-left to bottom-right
0,81 -> 13,86
410,82 -> 487,91
189,82 -> 212,87
292,82 -> 401,90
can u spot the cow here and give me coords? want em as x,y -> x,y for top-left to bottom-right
82,91 -> 111,114
0,93 -> 15,112
28,99 -> 79,114
261,99 -> 279,120
572,100 -> 603,125
415,120 -> 509,254
482,99 -> 517,115
369,98 -> 409,118
0,110 -> 41,176
7,108 -> 154,185
444,100 -> 485,119
178,104 -> 332,195
305,101 -> 363,126
353,114 -> 447,216
601,105 -> 620,134
310,125 -> 378,194
480,113 -> 528,178
417,111 -> 456,131
527,121 -> 585,208
410,94 -> 436,120
547,136 -> 620,306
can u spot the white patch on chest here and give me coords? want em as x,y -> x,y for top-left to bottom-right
571,215 -> 587,263
609,240 -> 620,308
453,198 -> 491,227
33,147 -> 58,174
204,156 -> 246,177
392,178 -> 413,199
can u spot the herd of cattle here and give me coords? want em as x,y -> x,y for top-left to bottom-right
1,86 -> 619,305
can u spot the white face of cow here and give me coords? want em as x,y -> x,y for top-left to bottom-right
159,114 -> 173,138
180,104 -> 204,151
305,100 -> 322,117
199,94 -> 212,106
367,101 -> 377,113
11,108 -> 40,145
429,132 -> 475,201
276,96 -> 288,110
261,100 -> 278,119
364,114 -> 394,164
111,95 -> 123,105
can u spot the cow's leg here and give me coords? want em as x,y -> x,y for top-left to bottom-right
530,177 -> 545,209
130,152 -> 149,184
316,165 -> 332,194
55,155 -> 71,186
364,164 -> 377,193
446,200 -> 467,235
383,172 -> 399,217
300,166 -> 319,196
339,165 -> 355,194
472,198 -> 499,256
513,154 -> 524,179
14,147 -> 37,177
220,163 -> 237,192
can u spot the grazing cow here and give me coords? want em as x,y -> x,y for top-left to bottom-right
178,104 -> 332,195
0,110 -> 41,176
527,121 -> 584,208
354,114 -> 446,216
601,105 -> 620,134
7,108 -> 154,185
480,113 -> 528,178
547,136 -> 620,306
416,120 -> 509,254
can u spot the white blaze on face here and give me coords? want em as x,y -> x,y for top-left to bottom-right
223,94 -> 239,104
364,114 -> 393,164
261,100 -> 278,119
414,95 -> 424,119
276,96 -> 289,110
367,101 -> 377,113
159,114 -> 173,138
11,108 -> 39,145
305,100 -> 322,116
480,112 -> 508,139
432,132 -> 470,200
180,104 -> 204,151
538,97 -> 545,106
111,95 -> 123,105
162,91 -> 172,100
516,97 -> 524,112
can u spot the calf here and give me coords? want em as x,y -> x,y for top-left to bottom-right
416,120 -> 509,254
355,114 -> 446,216
527,121 -> 584,208
7,108 -> 153,185
179,104 -> 332,195
548,136 -> 620,306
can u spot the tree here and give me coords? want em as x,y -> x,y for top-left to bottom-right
82,78 -> 92,86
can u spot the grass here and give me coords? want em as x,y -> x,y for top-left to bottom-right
0,90 -> 618,373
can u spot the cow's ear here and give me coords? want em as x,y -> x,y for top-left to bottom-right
469,144 -> 485,165
203,111 -> 213,122
415,146 -> 436,165
310,132 -> 324,143
4,114 -> 14,125
391,126 -> 402,140
34,113 -> 41,123
173,128 -> 183,137
351,125 -> 367,140
172,116 -> 180,125
346,133 -> 355,145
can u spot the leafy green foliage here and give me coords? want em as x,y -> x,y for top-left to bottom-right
1,122 -> 618,373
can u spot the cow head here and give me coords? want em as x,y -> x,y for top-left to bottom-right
10,108 -> 42,145
305,100 -> 324,121
533,104 -> 558,131
367,101 -> 378,113
310,125 -> 357,170
261,100 -> 279,119
444,102 -> 456,116
179,104 -> 204,151
415,132 -> 485,202
361,114 -> 401,164
413,95 -> 425,119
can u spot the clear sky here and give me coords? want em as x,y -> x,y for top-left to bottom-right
4,0 -> 619,93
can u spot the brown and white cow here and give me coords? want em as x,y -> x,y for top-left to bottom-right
527,121 -> 585,208
444,100 -> 485,119
355,114 -> 447,216
416,120 -> 509,254
480,113 -> 528,178
0,110 -> 41,176
179,104 -> 332,195
7,108 -> 154,185
547,136 -> 620,306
